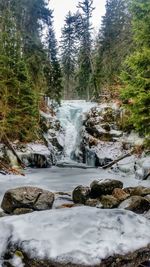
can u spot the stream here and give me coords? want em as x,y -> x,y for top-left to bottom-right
0,100 -> 150,267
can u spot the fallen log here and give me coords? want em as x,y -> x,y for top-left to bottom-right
0,160 -> 25,176
143,170 -> 150,181
102,149 -> 134,169
1,135 -> 25,168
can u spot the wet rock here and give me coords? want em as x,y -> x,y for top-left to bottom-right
124,186 -> 150,197
1,187 -> 54,214
119,196 -> 150,214
101,195 -> 119,208
90,179 -> 123,198
72,185 -> 91,204
112,188 -> 130,202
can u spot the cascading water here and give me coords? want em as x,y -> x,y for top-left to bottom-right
56,100 -> 95,163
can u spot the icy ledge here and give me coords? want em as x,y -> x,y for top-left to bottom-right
0,207 -> 150,266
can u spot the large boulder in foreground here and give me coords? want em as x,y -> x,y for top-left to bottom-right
1,207 -> 150,267
90,179 -> 123,198
1,187 -> 54,214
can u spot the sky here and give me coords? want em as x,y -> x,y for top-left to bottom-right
49,0 -> 106,40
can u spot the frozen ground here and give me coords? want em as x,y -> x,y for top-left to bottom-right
0,166 -> 150,203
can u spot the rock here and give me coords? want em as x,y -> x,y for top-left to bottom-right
13,208 -> 33,215
119,196 -> 150,214
145,195 -> 150,203
86,126 -> 112,141
3,245 -> 150,267
101,195 -> 119,208
124,186 -> 150,197
72,185 -> 91,204
0,210 -> 7,218
53,194 -> 74,209
1,187 -> 54,214
28,153 -> 50,168
90,179 -> 123,198
95,154 -> 112,167
85,198 -> 102,208
112,188 -> 130,201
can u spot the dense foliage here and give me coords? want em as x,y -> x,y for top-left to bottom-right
0,0 -> 149,141
0,0 -> 62,141
121,0 -> 150,136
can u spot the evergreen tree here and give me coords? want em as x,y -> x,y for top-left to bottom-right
76,0 -> 94,99
45,15 -> 62,104
94,0 -> 132,98
60,11 -> 77,99
121,0 -> 150,136
0,6 -> 39,141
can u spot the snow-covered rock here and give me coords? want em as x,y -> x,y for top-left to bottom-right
0,207 -> 150,266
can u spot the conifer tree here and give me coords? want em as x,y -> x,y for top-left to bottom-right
76,0 -> 94,99
60,11 -> 77,99
0,6 -> 39,141
45,15 -> 62,104
94,0 -> 132,98
121,0 -> 150,136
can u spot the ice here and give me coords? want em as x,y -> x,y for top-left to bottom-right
0,207 -> 149,265
56,100 -> 96,160
0,166 -> 150,203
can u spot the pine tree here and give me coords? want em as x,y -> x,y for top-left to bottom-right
60,11 -> 77,99
45,15 -> 62,104
76,0 -> 94,99
0,6 -> 39,141
94,0 -> 132,98
121,0 -> 150,136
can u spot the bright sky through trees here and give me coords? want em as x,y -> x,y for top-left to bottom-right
50,0 -> 106,39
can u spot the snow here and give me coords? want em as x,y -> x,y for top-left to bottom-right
0,207 -> 149,266
26,143 -> 50,156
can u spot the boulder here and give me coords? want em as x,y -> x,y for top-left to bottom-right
1,187 -> 54,214
85,198 -> 102,208
145,195 -> 150,203
119,196 -> 150,214
85,126 -> 112,141
112,188 -> 130,201
3,245 -> 150,267
124,186 -> 150,197
101,195 -> 119,208
72,185 -> 91,204
13,208 -> 33,215
90,179 -> 123,198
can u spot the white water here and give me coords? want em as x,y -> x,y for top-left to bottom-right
57,100 -> 95,161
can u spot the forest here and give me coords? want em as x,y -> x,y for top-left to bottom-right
0,0 -> 149,143
0,1 -> 150,266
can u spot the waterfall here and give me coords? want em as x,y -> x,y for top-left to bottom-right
57,100 -> 95,162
